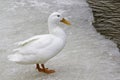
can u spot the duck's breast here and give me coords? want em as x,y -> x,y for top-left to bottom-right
37,37 -> 66,61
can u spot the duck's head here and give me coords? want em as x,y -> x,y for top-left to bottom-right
48,12 -> 71,26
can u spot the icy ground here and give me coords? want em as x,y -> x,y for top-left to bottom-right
0,0 -> 120,80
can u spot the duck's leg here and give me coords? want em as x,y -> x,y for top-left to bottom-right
36,64 -> 42,72
40,64 -> 55,74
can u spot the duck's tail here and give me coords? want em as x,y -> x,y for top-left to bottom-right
8,54 -> 23,62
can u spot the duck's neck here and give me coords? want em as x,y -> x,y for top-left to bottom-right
48,22 -> 66,40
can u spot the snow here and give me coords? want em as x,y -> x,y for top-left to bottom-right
0,0 -> 120,80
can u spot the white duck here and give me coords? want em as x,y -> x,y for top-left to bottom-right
8,12 -> 71,74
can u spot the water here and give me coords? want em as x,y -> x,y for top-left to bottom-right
0,0 -> 120,80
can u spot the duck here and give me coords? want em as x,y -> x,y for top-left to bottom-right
8,12 -> 71,74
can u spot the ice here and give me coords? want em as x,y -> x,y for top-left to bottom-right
0,0 -> 120,80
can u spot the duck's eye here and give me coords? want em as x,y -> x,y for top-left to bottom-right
57,15 -> 60,17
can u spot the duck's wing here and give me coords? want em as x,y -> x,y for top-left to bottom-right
13,35 -> 54,53
15,35 -> 41,47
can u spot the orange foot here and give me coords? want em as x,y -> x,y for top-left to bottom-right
36,64 -> 55,74
40,68 -> 55,74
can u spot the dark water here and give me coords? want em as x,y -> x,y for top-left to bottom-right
88,0 -> 120,49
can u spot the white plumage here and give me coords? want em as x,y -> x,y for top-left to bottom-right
8,12 -> 71,67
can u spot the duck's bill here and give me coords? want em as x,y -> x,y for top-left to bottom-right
60,18 -> 71,25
